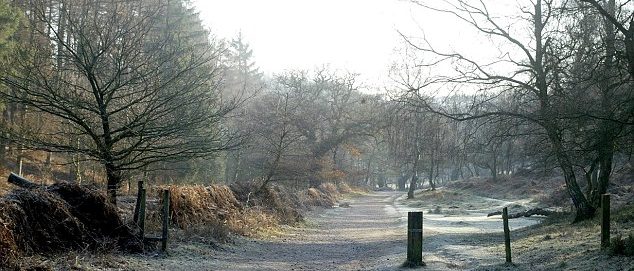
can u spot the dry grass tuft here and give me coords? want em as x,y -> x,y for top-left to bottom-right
151,180 -> 361,242
161,185 -> 241,229
300,187 -> 337,207
160,184 -> 287,240
231,207 -> 280,236
231,182 -> 304,225
157,185 -> 241,241
318,183 -> 340,199
337,182 -> 352,194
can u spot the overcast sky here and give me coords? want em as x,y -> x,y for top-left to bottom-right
191,0 -> 513,90
192,0 -> 430,88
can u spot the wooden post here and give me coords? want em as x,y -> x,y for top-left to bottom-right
133,180 -> 144,224
161,189 -> 170,252
503,207 -> 512,264
601,194 -> 610,249
405,211 -> 424,267
138,188 -> 147,239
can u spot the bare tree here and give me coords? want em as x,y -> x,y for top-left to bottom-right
246,89 -> 305,189
400,0 -> 598,220
0,0 -> 237,204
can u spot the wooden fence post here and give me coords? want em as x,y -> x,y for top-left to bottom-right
138,188 -> 147,240
405,211 -> 424,267
601,194 -> 610,249
161,189 -> 170,252
133,180 -> 144,224
503,207 -> 512,264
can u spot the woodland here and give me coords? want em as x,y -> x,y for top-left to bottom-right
0,0 -> 632,270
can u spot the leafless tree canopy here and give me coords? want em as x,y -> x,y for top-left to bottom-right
0,0 -> 238,203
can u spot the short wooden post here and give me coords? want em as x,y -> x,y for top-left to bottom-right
133,180 -> 144,224
138,188 -> 147,239
601,194 -> 610,249
503,207 -> 512,264
405,211 -> 424,267
161,189 -> 170,252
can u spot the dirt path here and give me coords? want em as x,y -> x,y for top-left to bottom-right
116,190 -> 542,271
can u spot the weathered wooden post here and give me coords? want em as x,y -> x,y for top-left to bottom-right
503,207 -> 512,264
404,211 -> 424,267
138,188 -> 147,239
161,189 -> 170,252
133,180 -> 144,224
601,194 -> 610,249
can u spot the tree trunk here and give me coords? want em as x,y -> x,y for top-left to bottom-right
397,174 -> 408,191
504,141 -> 513,175
590,137 -> 614,207
408,153 -> 420,199
584,160 -> 597,197
45,152 -> 52,169
407,173 -> 418,199
365,158 -> 372,187
491,153 -> 498,181
428,161 -> 436,190
106,165 -> 122,206
549,131 -> 595,221
562,164 -> 595,222
232,150 -> 241,182
0,136 -> 5,162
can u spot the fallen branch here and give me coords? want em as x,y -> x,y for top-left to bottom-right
487,208 -> 555,218
487,211 -> 502,217
7,173 -> 42,189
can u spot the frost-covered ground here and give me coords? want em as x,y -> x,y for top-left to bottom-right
29,189 -> 634,270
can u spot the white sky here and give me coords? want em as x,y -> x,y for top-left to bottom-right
192,0 -> 426,88
192,0 -> 517,89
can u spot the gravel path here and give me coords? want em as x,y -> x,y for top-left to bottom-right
119,191 -> 542,270
207,192 -> 407,271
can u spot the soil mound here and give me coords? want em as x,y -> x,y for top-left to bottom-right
0,183 -> 140,269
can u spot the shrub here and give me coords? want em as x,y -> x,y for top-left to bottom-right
318,183 -> 339,198
337,182 -> 352,193
607,233 -> 634,256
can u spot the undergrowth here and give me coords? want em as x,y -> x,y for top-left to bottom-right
154,181 -> 355,245
607,233 -> 634,256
